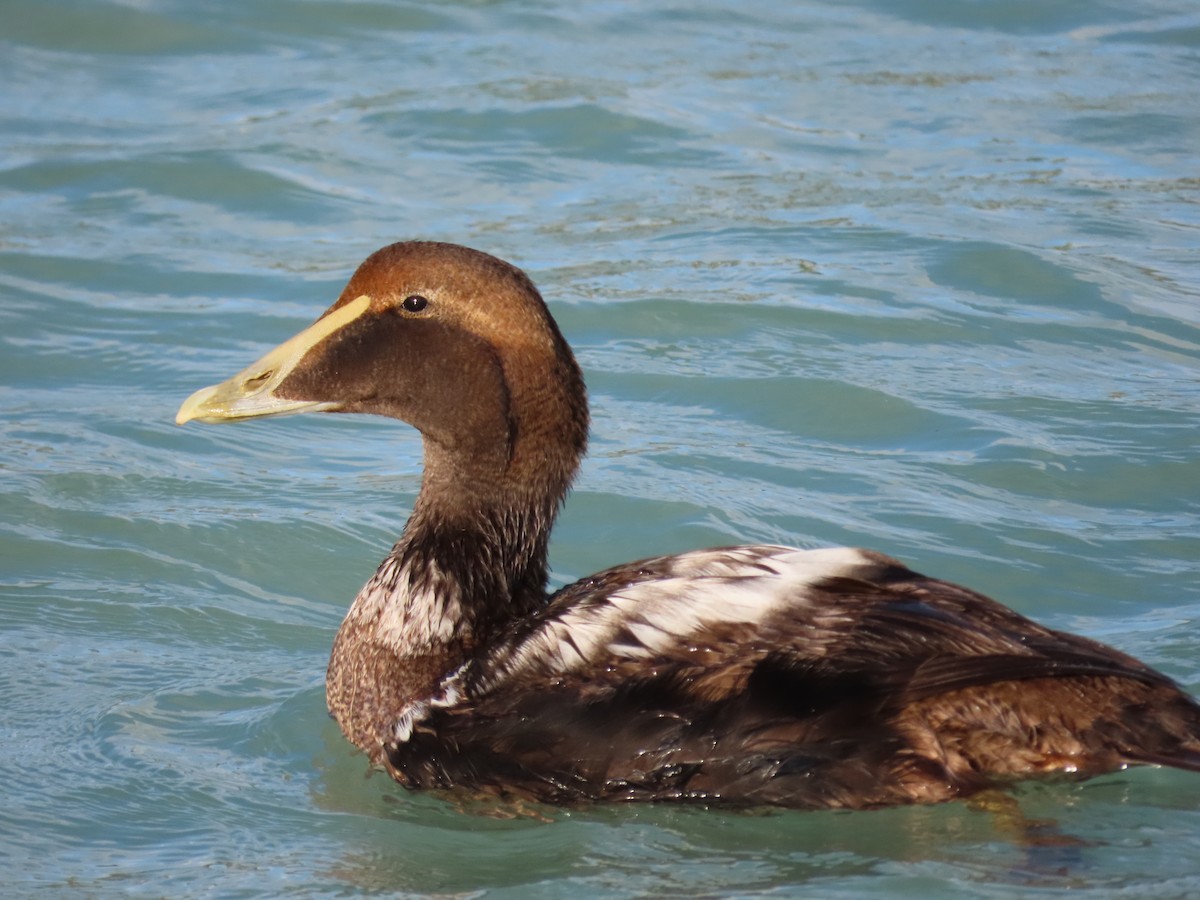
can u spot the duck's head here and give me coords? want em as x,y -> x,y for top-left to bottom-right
177,242 -> 588,509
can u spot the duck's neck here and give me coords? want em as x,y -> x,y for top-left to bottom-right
326,443 -> 572,762
392,476 -> 560,637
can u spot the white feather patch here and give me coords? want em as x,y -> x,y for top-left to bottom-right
345,554 -> 463,654
392,662 -> 467,742
499,545 -> 875,678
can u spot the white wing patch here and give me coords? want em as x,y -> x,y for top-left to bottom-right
498,545 -> 877,679
393,663 -> 467,743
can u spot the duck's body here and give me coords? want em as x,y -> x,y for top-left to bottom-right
178,241 -> 1200,809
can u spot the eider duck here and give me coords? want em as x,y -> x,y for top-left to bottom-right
177,241 -> 1200,809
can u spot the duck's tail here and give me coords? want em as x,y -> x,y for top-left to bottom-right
1118,684 -> 1200,774
1124,747 -> 1200,774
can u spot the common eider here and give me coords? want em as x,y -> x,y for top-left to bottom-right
177,241 -> 1200,809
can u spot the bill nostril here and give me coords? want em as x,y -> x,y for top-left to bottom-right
244,370 -> 274,390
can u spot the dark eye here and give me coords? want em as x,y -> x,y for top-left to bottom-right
402,295 -> 429,313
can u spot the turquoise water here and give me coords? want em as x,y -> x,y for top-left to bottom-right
3,0 -> 1200,895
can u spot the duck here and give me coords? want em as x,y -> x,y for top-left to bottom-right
176,241 -> 1200,809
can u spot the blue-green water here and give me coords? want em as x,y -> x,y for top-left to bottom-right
3,1 -> 1200,895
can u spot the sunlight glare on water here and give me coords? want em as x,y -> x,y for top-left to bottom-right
1,1 -> 1199,896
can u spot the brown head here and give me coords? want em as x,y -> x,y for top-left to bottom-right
177,241 -> 589,524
